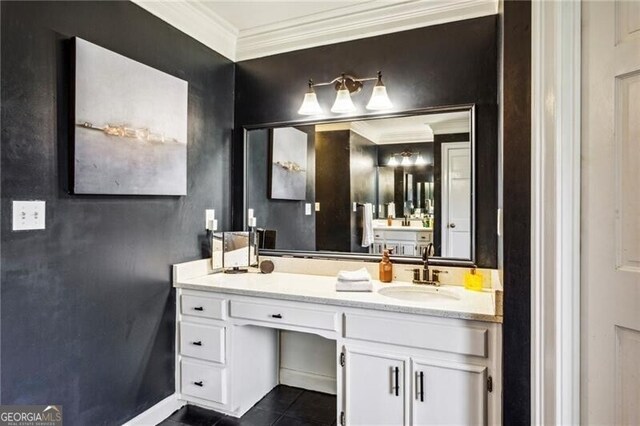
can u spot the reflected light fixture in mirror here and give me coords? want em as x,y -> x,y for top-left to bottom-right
400,154 -> 412,166
298,71 -> 392,115
415,154 -> 427,166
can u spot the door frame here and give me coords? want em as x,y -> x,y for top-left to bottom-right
530,0 -> 581,424
440,141 -> 471,258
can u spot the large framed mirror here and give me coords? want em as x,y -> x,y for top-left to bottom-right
244,105 -> 476,264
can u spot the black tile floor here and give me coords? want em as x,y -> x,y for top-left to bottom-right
158,385 -> 337,426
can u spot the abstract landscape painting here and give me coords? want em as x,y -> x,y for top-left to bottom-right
270,127 -> 308,200
73,37 -> 188,195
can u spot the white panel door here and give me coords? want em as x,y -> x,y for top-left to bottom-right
344,347 -> 407,426
582,1 -> 640,424
441,142 -> 471,258
411,359 -> 486,426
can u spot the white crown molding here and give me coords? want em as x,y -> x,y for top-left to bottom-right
132,0 -> 238,61
350,121 -> 382,143
430,117 -> 470,134
235,0 -> 498,61
133,0 -> 498,63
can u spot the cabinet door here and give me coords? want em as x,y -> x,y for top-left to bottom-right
385,243 -> 399,255
344,347 -> 407,426
399,243 -> 416,257
412,359 -> 487,426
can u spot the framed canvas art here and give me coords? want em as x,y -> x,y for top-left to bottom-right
73,37 -> 188,195
269,127 -> 308,200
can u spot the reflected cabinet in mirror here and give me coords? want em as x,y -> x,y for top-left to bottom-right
245,106 -> 475,262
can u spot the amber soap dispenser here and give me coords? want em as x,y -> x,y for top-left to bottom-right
379,249 -> 393,283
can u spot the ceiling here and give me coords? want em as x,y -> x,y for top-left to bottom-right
132,0 -> 498,61
316,110 -> 470,144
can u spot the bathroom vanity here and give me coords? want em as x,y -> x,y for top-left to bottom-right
173,258 -> 502,425
369,224 -> 433,256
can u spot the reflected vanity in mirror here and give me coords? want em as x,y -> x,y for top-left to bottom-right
245,106 -> 474,263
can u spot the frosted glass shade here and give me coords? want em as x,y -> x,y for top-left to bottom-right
298,92 -> 323,115
415,155 -> 427,165
331,88 -> 356,114
388,156 -> 398,166
401,155 -> 412,166
366,85 -> 393,110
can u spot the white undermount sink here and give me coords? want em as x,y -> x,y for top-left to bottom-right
378,285 -> 460,302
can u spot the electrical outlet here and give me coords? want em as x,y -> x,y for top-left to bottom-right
13,200 -> 45,231
305,203 -> 312,215
315,202 -> 320,212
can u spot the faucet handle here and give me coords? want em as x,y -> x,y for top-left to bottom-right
431,269 -> 448,283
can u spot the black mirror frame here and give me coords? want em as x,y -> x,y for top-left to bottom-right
241,104 -> 478,267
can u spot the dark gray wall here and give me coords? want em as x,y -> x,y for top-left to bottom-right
349,132 -> 377,253
0,1 -> 234,424
233,15 -> 499,268
246,127 -> 316,251
502,0 -> 532,424
315,131 -> 351,252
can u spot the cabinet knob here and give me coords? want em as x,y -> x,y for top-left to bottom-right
448,223 -> 456,228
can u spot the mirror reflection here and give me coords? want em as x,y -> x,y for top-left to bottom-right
246,108 -> 472,259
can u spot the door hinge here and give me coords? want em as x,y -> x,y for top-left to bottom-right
340,411 -> 345,426
487,376 -> 493,393
340,352 -> 345,367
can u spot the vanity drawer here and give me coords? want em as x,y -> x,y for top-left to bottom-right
385,230 -> 417,241
230,300 -> 337,331
181,294 -> 226,320
180,359 -> 227,404
417,232 -> 432,242
344,313 -> 488,357
180,322 -> 225,363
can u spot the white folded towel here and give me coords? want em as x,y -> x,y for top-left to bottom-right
361,203 -> 374,247
336,280 -> 373,292
337,268 -> 371,282
336,268 -> 372,292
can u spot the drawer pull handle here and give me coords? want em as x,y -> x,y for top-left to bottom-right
271,314 -> 282,319
392,366 -> 400,396
191,341 -> 202,346
419,371 -> 425,402
193,306 -> 204,311
193,381 -> 203,387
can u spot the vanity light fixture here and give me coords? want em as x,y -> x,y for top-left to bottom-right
387,151 -> 427,167
298,71 -> 393,115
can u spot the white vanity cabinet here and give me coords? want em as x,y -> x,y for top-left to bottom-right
174,279 -> 501,425
411,359 -> 487,426
370,229 -> 433,256
343,347 -> 408,426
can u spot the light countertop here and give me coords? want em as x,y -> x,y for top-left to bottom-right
373,225 -> 433,231
174,271 -> 501,323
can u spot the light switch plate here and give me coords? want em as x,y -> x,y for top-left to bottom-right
315,202 -> 320,212
305,203 -> 312,215
13,200 -> 46,231
205,209 -> 215,230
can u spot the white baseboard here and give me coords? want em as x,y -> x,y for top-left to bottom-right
279,368 -> 337,395
122,393 -> 185,426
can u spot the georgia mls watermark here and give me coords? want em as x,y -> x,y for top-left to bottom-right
0,406 -> 62,426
